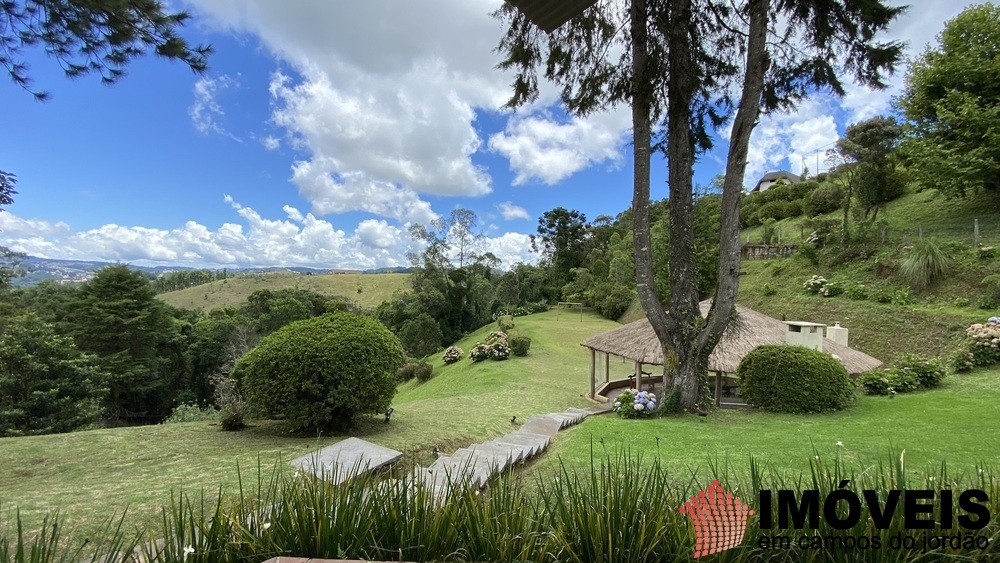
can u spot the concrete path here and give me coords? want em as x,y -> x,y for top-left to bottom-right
412,403 -> 611,499
291,436 -> 403,484
290,403 -> 612,492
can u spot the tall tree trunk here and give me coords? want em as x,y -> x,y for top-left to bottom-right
631,0 -> 770,411
662,0 -> 701,408
630,0 -> 673,387
695,0 -> 770,373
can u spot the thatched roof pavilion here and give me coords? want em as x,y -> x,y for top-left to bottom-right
580,301 -> 882,406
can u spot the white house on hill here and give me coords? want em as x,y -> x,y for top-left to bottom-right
751,171 -> 802,193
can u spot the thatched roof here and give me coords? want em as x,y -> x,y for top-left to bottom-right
581,301 -> 882,374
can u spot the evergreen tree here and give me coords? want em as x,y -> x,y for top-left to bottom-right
2,0 -> 211,100
71,265 -> 179,420
0,313 -> 108,436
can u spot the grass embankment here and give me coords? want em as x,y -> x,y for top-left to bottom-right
618,188 -> 1000,360
0,309 -> 618,538
156,272 -> 411,312
743,188 -> 1000,247
736,256 -> 987,361
533,367 -> 1000,480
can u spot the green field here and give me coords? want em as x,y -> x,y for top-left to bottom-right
156,272 -> 411,312
532,369 -> 1000,479
0,309 -> 619,537
2,307 -> 999,542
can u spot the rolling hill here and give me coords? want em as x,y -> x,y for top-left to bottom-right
157,271 -> 411,312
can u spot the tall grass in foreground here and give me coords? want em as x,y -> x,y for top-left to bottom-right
901,238 -> 952,290
2,451 -> 997,562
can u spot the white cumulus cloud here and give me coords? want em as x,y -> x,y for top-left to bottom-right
498,202 -> 530,221
188,1 -> 515,222
489,108 -> 630,185
0,198 -> 539,270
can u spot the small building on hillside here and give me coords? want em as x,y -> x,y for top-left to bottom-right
580,301 -> 881,408
751,171 -> 802,193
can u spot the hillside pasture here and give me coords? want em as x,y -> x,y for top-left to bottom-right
156,271 -> 411,312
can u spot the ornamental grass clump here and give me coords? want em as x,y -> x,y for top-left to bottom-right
900,238 -> 951,290
5,451 -> 997,562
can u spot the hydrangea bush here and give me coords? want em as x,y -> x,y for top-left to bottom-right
469,344 -> 490,362
819,280 -> 844,297
803,275 -> 827,294
963,321 -> 1000,367
489,342 -> 511,361
858,354 -> 947,396
490,302 -> 549,321
613,390 -> 657,419
442,346 -> 464,364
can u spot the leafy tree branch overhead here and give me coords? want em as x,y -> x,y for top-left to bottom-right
496,0 -> 904,410
1,0 -> 212,100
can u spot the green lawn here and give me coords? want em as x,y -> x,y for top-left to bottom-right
0,309 -> 618,539
2,307 -> 998,544
156,272 -> 411,312
530,368 -> 1000,480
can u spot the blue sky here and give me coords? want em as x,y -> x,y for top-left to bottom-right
0,1 -> 983,270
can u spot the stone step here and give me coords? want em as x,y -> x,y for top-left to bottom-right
565,407 -> 590,415
468,443 -> 518,473
519,415 -> 562,437
483,439 -> 530,465
545,413 -> 578,427
290,437 -> 403,485
494,431 -> 550,457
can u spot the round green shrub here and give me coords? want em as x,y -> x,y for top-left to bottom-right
497,315 -> 515,332
894,354 -> 947,389
414,362 -> 433,382
737,345 -> 855,414
858,370 -> 893,396
509,335 -> 532,357
396,362 -> 417,382
233,312 -> 405,431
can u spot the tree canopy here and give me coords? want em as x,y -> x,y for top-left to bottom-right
898,3 -> 1000,197
2,0 -> 211,100
497,0 -> 903,409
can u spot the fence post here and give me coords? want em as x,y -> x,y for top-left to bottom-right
918,224 -> 924,239
974,218 -> 980,246
777,227 -> 781,244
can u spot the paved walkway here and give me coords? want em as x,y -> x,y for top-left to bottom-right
291,436 -> 404,484
291,403 -> 613,496
412,403 -> 612,498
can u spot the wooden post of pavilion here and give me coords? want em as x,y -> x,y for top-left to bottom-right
714,371 -> 723,407
634,360 -> 642,391
589,348 -> 596,399
604,352 -> 610,383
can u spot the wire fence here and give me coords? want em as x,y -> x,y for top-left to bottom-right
744,215 -> 1000,255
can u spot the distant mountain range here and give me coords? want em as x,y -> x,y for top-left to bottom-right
10,257 -> 412,286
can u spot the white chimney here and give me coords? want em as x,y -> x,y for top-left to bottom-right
784,321 -> 826,351
826,322 -> 849,347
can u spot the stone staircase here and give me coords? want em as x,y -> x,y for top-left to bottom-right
413,404 -> 610,498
